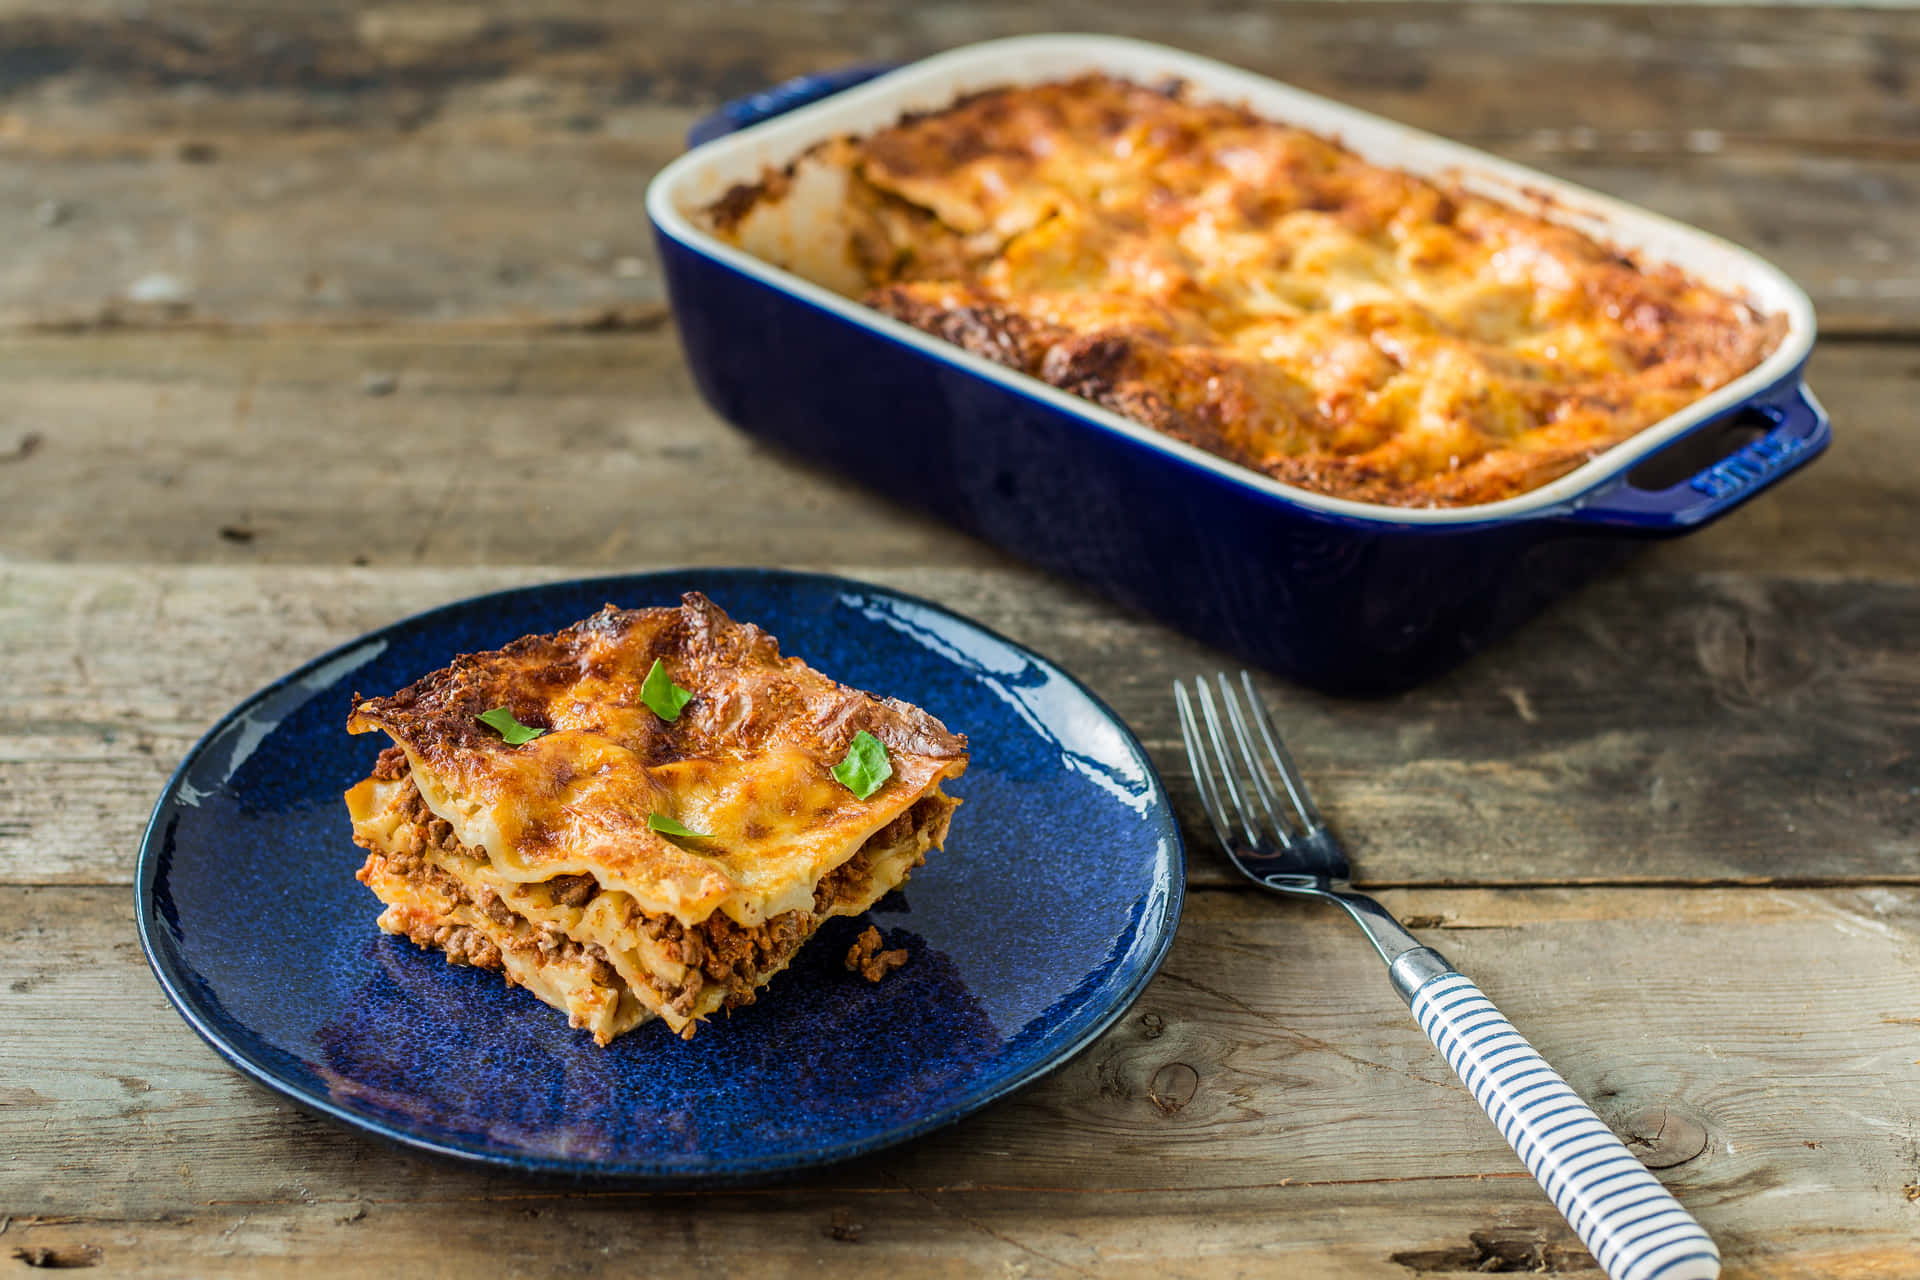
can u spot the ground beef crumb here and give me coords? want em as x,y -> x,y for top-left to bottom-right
844,925 -> 909,982
476,887 -> 518,927
372,744 -> 409,781
435,924 -> 502,969
813,848 -> 874,912
548,873 -> 599,908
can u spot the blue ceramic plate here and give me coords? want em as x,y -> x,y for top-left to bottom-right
137,569 -> 1183,1183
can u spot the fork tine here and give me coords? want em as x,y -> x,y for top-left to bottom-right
1193,677 -> 1266,851
1214,672 -> 1295,844
1173,681 -> 1236,854
1237,670 -> 1325,830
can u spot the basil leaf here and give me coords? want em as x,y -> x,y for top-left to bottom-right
831,730 -> 892,799
477,706 -> 546,746
641,658 -> 693,722
648,812 -> 711,840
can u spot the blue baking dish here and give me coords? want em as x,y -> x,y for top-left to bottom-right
646,35 -> 1827,694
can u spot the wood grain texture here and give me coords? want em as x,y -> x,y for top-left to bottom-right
0,332 -> 999,568
0,1 -> 1912,144
4,885 -> 1916,1276
5,562 -> 1917,889
0,3 -> 1914,330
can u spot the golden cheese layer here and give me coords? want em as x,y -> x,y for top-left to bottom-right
350,768 -> 953,1040
347,592 -> 969,929
707,74 -> 1784,508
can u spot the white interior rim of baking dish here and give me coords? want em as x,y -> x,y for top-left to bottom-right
646,33 -> 1819,527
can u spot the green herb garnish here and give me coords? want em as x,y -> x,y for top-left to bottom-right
477,706 -> 546,745
641,658 -> 694,722
648,812 -> 711,840
831,730 -> 892,800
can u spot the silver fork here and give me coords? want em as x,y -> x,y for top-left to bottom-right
1175,672 -> 1719,1280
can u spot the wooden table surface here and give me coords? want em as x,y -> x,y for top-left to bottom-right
4,2 -> 1918,1275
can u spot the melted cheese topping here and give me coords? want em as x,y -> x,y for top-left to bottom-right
709,75 -> 1783,508
347,592 -> 969,928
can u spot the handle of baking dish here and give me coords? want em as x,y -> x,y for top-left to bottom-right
1559,382 -> 1830,532
686,64 -> 897,149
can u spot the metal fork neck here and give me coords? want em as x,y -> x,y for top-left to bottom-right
1259,874 -> 1457,1004
1260,875 -> 1435,967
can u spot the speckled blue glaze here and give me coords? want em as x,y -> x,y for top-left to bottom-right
657,67 -> 1830,695
137,570 -> 1184,1184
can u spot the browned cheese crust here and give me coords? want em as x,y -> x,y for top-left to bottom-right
347,591 -> 967,924
712,74 -> 1784,508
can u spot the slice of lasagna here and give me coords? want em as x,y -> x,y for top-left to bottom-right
343,592 -> 967,1043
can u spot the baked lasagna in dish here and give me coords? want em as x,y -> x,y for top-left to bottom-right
705,74 -> 1783,508
344,592 -> 967,1043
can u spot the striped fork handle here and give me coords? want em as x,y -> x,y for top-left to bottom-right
1408,970 -> 1719,1280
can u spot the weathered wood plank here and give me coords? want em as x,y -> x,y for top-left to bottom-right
0,4 -> 1915,330
0,332 -> 1001,568
3,884 -> 1916,1276
4,562 -> 1918,888
0,2 -> 1913,144
0,130 -> 680,332
8,1190 -> 1914,1280
0,334 -> 1912,574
